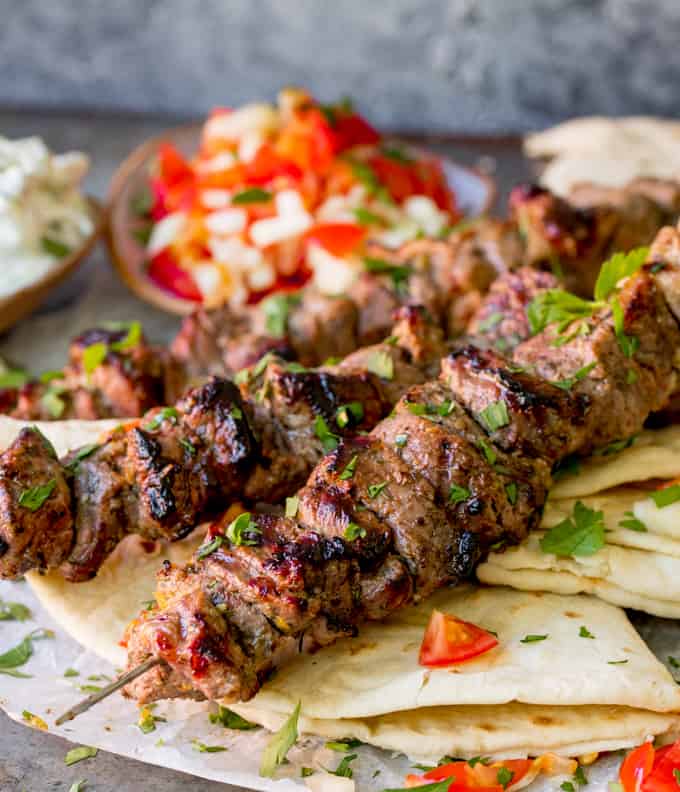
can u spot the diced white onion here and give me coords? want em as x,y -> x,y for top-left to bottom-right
147,211 -> 187,256
196,151 -> 237,172
305,771 -> 355,792
200,189 -> 232,209
208,236 -> 264,272
375,222 -> 419,249
249,213 -> 312,247
404,194 -> 448,236
203,104 -> 279,143
245,261 -> 276,291
238,131 -> 264,164
191,262 -> 222,301
275,189 -> 307,216
308,243 -> 358,295
204,208 -> 247,235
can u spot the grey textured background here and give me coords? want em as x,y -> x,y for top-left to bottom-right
2,0 -> 679,134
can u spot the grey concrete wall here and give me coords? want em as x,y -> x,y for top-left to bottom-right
1,0 -> 678,133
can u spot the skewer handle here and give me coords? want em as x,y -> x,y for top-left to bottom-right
54,656 -> 164,726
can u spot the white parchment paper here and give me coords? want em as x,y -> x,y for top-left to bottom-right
1,579 -> 676,791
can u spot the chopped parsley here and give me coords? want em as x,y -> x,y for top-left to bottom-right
540,501 -> 605,557
0,367 -> 28,388
527,289 -> 599,337
65,443 -> 100,473
363,257 -> 410,291
285,496 -> 299,519
192,739 -> 227,753
380,144 -> 414,164
579,626 -> 595,639
262,292 -> 301,338
553,361 -> 598,391
179,438 -> 196,455
138,707 -> 166,734
594,435 -> 637,456
367,349 -> 394,380
110,321 -> 142,352
448,483 -> 471,504
594,247 -> 649,301
626,368 -> 638,384
144,406 -> 179,431
18,479 -> 56,512
209,705 -> 258,730
477,439 -> 497,466
344,522 -> 366,541
64,746 -> 98,766
497,767 -> 514,789
226,512 -> 262,546
336,401 -> 364,429
315,415 -> 340,452
669,656 -> 680,669
505,482 -> 518,505
0,599 -> 31,621
479,400 -> 510,432
611,298 -> 639,358
574,766 -> 588,786
301,767 -> 315,778
520,634 -> 549,643
651,485 -> 680,509
82,342 -> 108,376
196,535 -> 224,559
232,187 -> 273,204
561,783 -> 576,792
259,701 -> 300,777
367,481 -> 388,499
353,207 -> 384,226
41,386 -> 66,418
325,738 -> 363,752
41,236 -> 72,257
339,454 -> 359,480
618,511 -> 646,532
329,754 -> 357,778
63,668 -> 80,678
607,659 -> 629,665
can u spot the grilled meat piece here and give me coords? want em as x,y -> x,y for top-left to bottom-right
123,224 -> 680,705
0,309 -> 445,582
0,327 -> 166,421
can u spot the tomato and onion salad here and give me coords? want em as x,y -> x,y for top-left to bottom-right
132,89 -> 460,306
619,739 -> 680,792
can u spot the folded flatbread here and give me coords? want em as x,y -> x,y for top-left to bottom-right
478,427 -> 680,619
4,417 -> 679,762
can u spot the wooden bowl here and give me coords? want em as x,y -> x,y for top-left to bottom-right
107,125 -> 497,316
0,197 -> 104,333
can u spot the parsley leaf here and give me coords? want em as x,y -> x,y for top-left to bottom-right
42,236 -> 72,258
367,481 -> 388,499
339,455 -> 358,480
651,485 -> 680,509
353,207 -> 384,226
497,767 -> 514,789
192,739 -> 227,753
553,361 -> 598,390
477,439 -> 497,466
382,781 -> 452,792
64,746 -> 98,766
259,701 -> 300,777
336,401 -> 364,429
520,634 -> 549,643
479,400 -> 510,432
143,406 -> 179,431
0,599 -> 31,621
363,257 -> 410,291
82,342 -> 108,376
505,482 -> 518,505
262,293 -> 301,338
527,289 -> 599,336
196,535 -> 224,559
209,705 -> 259,730
18,479 -> 56,512
618,511 -> 646,532
226,512 -> 262,546
329,754 -> 357,778
540,501 -> 605,557
611,298 -> 639,358
449,483 -> 471,504
110,321 -> 142,352
315,416 -> 340,452
325,738 -> 363,752
232,187 -> 272,204
344,522 -> 366,541
579,626 -> 595,639
594,247 -> 649,301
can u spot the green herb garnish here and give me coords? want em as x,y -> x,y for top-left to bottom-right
363,257 -> 410,291
618,511 -> 646,531
336,402 -> 364,429
82,342 -> 108,376
329,754 -> 357,778
41,236 -> 72,258
325,738 -> 363,752
262,293 -> 301,338
353,207 -> 384,226
259,701 -> 300,777
339,455 -> 359,480
179,438 -> 196,455
607,659 -> 629,665
226,512 -> 261,546
0,368 -> 28,388
448,484 -> 471,504
367,481 -> 388,499
344,522 -> 366,541
651,485 -> 680,509
232,187 -> 273,204
520,634 -> 549,643
477,439 -> 497,466
594,247 -> 649,301
553,361 -> 598,391
0,599 -> 31,621
64,746 -> 98,766
505,482 -> 518,505
209,705 -> 258,730
192,739 -> 227,753
497,767 -> 514,789
579,626 -> 595,639
367,349 -> 394,380
18,479 -> 56,512
540,501 -> 605,557
196,535 -> 224,560
315,416 -> 340,452
479,400 -> 510,432
144,406 -> 179,431
611,298 -> 639,358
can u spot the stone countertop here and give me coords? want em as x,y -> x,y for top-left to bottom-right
0,111 -> 528,791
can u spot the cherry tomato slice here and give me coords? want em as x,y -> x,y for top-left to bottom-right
148,250 -> 202,302
305,222 -> 365,257
157,142 -> 193,187
621,742 -> 656,792
642,739 -> 680,792
419,611 -> 499,668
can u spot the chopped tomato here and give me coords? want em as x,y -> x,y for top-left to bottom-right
157,143 -> 194,187
620,742 -> 657,792
641,740 -> 680,792
406,758 -> 532,792
305,222 -> 365,257
419,611 -> 498,667
333,113 -> 380,151
148,250 -> 202,302
244,143 -> 302,185
369,153 -> 458,215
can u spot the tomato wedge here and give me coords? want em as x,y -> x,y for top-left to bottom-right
642,739 -> 680,792
157,143 -> 194,187
406,758 -> 532,792
620,742 -> 656,792
419,611 -> 499,667
148,250 -> 202,302
305,222 -> 365,257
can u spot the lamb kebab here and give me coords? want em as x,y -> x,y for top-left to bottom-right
4,179 -> 678,423
0,306 -> 445,582
115,224 -> 680,706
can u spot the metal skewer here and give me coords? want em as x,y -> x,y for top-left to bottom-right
55,657 -> 165,726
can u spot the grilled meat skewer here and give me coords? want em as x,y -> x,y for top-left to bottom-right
122,225 -> 680,705
5,180 -> 678,423
0,308 -> 445,582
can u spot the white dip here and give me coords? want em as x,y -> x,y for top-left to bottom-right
0,136 -> 93,298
